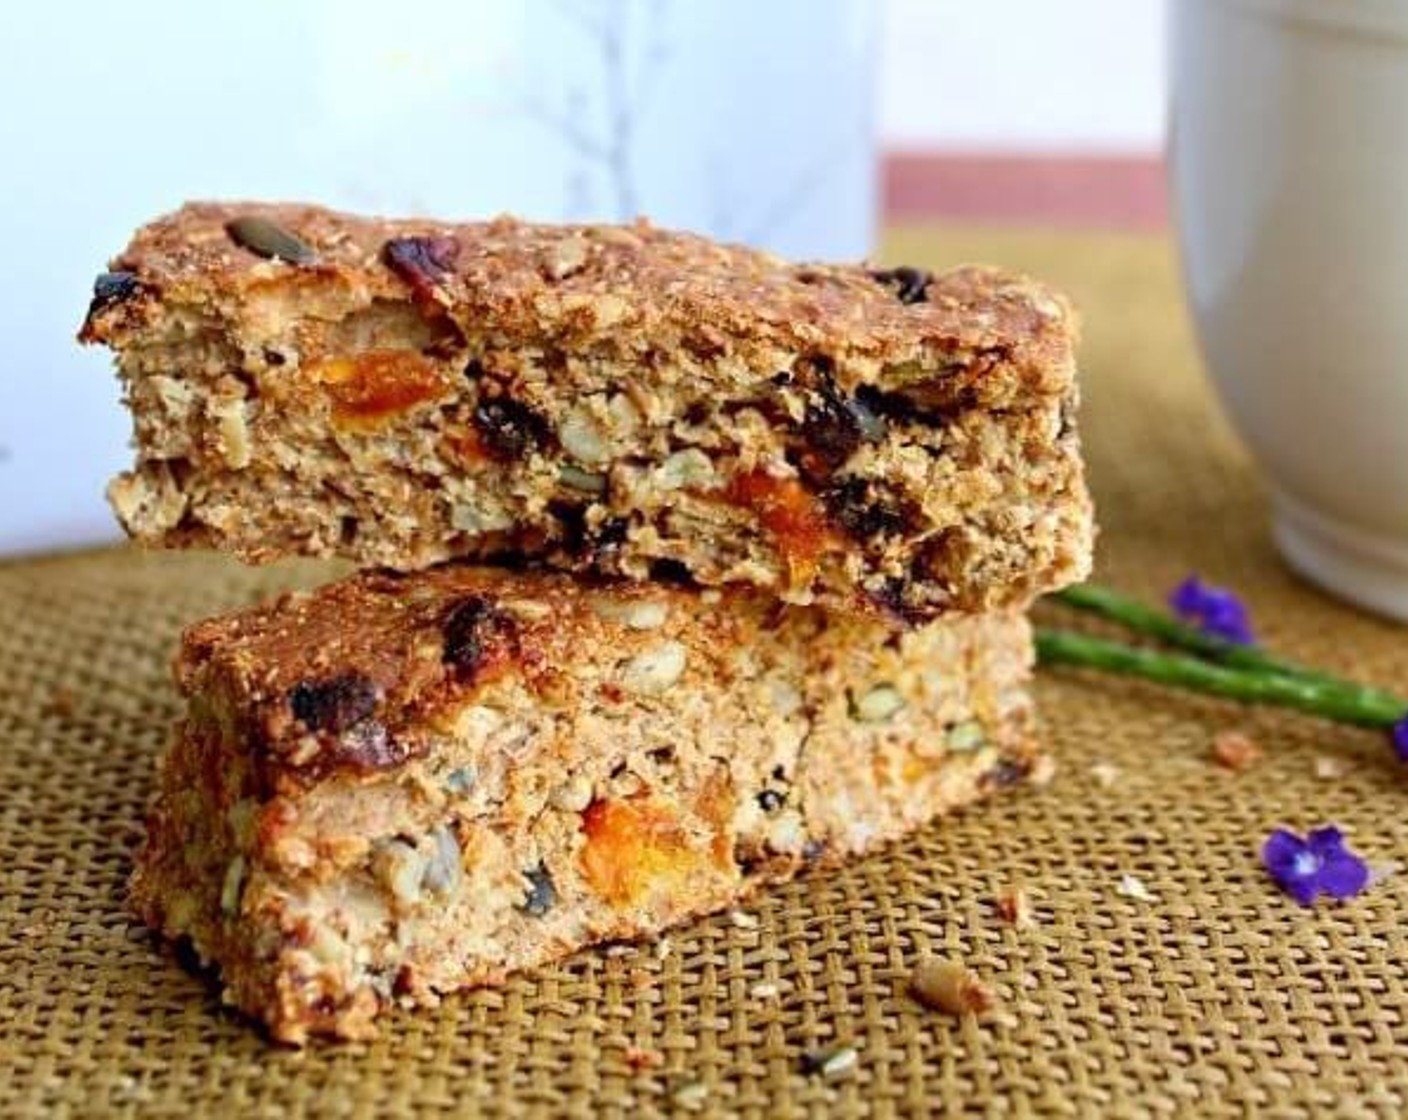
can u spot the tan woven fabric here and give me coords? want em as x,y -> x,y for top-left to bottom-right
4,227 -> 1408,1118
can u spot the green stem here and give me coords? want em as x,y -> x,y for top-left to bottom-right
1050,584 -> 1406,712
1035,628 -> 1406,729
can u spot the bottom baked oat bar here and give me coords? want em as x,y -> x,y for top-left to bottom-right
131,565 -> 1039,1042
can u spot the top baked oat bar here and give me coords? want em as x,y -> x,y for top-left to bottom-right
80,202 -> 1092,620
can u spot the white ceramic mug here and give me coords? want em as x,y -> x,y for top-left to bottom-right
1171,0 -> 1408,621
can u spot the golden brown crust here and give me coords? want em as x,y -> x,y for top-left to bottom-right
83,201 -> 1092,618
82,201 -> 1078,384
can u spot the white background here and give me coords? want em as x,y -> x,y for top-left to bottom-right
881,0 -> 1166,153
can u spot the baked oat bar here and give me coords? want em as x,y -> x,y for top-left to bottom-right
131,564 -> 1039,1042
82,202 -> 1092,620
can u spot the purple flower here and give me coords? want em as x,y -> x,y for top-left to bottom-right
1393,714 -> 1408,763
1169,575 -> 1255,645
1262,826 -> 1369,906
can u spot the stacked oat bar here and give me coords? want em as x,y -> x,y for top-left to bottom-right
81,203 -> 1093,1042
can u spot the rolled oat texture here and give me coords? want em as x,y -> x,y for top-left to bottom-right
82,201 -> 1093,620
130,563 -> 1038,1042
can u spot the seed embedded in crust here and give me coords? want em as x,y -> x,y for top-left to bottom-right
220,856 -> 246,916
225,216 -> 319,265
288,672 -> 378,733
945,720 -> 986,753
852,684 -> 905,723
591,597 -> 667,630
868,265 -> 932,305
549,774 -> 594,812
618,641 -> 687,695
421,825 -> 462,896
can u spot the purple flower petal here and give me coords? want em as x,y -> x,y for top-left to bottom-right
1263,826 -> 1371,905
1319,851 -> 1370,900
1393,714 -> 1408,763
1306,825 -> 1346,858
1169,576 -> 1204,615
1262,828 -> 1308,878
1168,575 -> 1256,645
1284,872 -> 1323,907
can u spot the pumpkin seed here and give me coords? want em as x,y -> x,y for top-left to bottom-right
945,720 -> 986,752
851,683 -> 905,722
558,464 -> 607,494
225,216 -> 318,265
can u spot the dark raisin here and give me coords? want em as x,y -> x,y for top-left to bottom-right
868,265 -> 932,305
262,348 -> 287,367
771,764 -> 787,782
547,502 -> 627,565
382,234 -> 461,301
518,863 -> 556,917
442,596 -> 515,673
548,501 -> 588,552
225,216 -> 318,265
853,384 -> 951,428
473,396 -> 552,459
87,271 -> 141,317
464,357 -> 485,380
794,363 -> 887,481
802,377 -> 863,472
594,517 -> 629,551
823,477 -> 909,540
683,401 -> 710,425
866,576 -> 929,625
757,789 -> 785,813
172,936 -> 213,977
288,672 -> 378,733
647,558 -> 694,586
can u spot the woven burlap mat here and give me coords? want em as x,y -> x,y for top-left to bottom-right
4,227 -> 1408,1118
